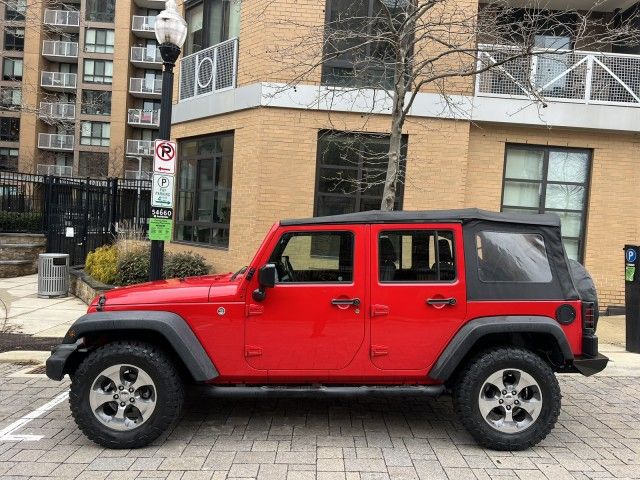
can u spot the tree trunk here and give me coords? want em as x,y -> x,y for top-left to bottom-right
380,118 -> 404,211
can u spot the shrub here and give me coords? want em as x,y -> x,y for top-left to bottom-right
163,251 -> 211,279
0,211 -> 43,233
85,245 -> 118,285
116,245 -> 151,286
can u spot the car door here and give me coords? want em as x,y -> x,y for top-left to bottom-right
369,223 -> 466,370
244,225 -> 366,371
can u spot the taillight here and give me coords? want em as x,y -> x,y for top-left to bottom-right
582,302 -> 596,333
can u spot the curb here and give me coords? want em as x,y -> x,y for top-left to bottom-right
0,350 -> 49,364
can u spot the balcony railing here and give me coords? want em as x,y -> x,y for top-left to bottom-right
125,170 -> 153,180
37,133 -> 74,151
39,102 -> 76,120
43,9 -> 80,29
131,46 -> 162,64
129,78 -> 162,96
128,109 -> 160,127
179,37 -> 238,101
476,45 -> 640,107
132,15 -> 156,34
37,164 -> 72,176
126,139 -> 154,156
42,40 -> 79,59
40,71 -> 77,89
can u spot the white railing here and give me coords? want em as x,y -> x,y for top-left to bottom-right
126,139 -> 154,156
179,37 -> 238,101
131,46 -> 162,64
129,78 -> 162,95
39,102 -> 76,120
42,40 -> 78,58
37,133 -> 74,150
40,71 -> 77,89
43,9 -> 80,28
476,45 -> 640,107
37,164 -> 72,176
132,15 -> 156,33
128,109 -> 160,126
124,170 -> 153,180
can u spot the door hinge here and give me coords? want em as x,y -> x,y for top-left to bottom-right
245,345 -> 263,357
371,304 -> 390,317
246,304 -> 264,316
370,345 -> 388,357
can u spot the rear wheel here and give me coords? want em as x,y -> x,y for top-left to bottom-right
70,341 -> 185,448
453,347 -> 561,450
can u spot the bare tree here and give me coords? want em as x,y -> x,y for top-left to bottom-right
265,0 -> 640,211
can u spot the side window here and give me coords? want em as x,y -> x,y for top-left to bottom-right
476,231 -> 552,282
268,231 -> 354,283
379,230 -> 455,282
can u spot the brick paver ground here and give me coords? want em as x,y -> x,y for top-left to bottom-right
0,363 -> 638,480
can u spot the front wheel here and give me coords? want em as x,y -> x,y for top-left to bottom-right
453,347 -> 561,450
70,341 -> 185,448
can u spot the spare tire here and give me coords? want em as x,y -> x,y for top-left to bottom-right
568,258 -> 599,326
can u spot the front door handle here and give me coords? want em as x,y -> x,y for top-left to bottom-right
331,298 -> 361,307
426,297 -> 456,306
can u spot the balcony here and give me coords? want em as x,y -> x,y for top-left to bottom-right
39,102 -> 76,121
124,170 -> 152,180
179,38 -> 238,101
38,133 -> 74,151
476,45 -> 640,108
126,139 -> 154,156
132,16 -> 156,38
130,46 -> 162,69
129,78 -> 162,98
43,9 -> 80,32
127,109 -> 160,128
42,40 -> 78,62
40,71 -> 77,91
37,164 -> 72,176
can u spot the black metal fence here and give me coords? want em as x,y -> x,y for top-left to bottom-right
0,172 -> 152,265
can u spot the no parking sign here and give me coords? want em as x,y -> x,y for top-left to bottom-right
153,140 -> 177,174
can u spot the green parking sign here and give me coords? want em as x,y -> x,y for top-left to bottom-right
148,218 -> 173,241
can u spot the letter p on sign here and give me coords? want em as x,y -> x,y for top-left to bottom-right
153,140 -> 177,175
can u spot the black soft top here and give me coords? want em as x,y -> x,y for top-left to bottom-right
281,208 -> 561,227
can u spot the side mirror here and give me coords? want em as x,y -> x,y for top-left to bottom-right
252,263 -> 276,301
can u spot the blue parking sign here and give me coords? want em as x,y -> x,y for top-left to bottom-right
627,248 -> 637,263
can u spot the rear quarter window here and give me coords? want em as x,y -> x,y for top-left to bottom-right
476,231 -> 552,283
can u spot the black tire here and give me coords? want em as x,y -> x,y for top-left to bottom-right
453,347 -> 561,451
70,341 -> 185,449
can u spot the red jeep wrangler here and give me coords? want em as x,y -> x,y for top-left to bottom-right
47,209 -> 607,450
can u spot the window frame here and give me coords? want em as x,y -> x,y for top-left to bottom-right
5,0 -> 26,20
83,59 -> 113,84
85,0 -> 115,22
80,121 -> 110,147
0,117 -> 20,141
2,58 -> 23,80
4,27 -> 25,51
0,147 -> 19,171
183,0 -> 239,55
85,28 -> 115,53
81,90 -> 112,115
500,143 -> 592,262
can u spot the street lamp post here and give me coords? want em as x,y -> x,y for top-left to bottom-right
149,0 -> 187,281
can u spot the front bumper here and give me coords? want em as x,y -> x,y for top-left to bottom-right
46,342 -> 81,381
573,353 -> 609,376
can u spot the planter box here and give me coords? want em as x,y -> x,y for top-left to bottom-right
69,267 -> 115,305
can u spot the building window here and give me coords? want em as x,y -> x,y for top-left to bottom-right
80,121 -> 110,146
78,152 -> 108,177
81,90 -> 112,115
85,0 -> 115,22
184,0 -> 240,55
83,60 -> 113,84
0,148 -> 19,171
5,0 -> 26,20
0,117 -> 20,141
85,29 -> 115,53
315,131 -> 406,217
0,87 -> 21,109
175,132 -> 234,248
4,28 -> 24,51
2,58 -> 23,80
501,144 -> 592,261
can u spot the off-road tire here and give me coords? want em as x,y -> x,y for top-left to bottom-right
70,341 -> 185,449
453,347 -> 561,451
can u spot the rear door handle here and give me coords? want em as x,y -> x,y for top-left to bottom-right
331,298 -> 361,307
426,297 -> 456,306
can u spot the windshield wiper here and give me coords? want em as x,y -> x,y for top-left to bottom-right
230,266 -> 248,280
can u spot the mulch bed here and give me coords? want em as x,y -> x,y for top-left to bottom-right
0,333 -> 61,353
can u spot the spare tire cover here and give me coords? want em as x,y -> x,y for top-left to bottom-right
568,258 -> 598,306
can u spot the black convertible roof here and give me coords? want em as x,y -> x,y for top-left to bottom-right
281,208 -> 561,227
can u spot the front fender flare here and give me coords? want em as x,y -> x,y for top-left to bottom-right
428,316 -> 574,382
48,310 -> 218,382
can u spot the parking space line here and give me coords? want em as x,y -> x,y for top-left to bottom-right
0,391 -> 69,442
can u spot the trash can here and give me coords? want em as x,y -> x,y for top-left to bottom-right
38,253 -> 69,298
624,245 -> 640,353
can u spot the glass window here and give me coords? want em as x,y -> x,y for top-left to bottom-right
81,90 -> 112,115
0,88 -> 21,109
379,230 -> 455,282
80,121 -> 110,146
78,152 -> 108,177
315,131 -> 406,217
268,231 -> 354,283
0,148 -> 19,171
85,28 -> 115,53
476,232 -> 553,283
85,0 -> 115,22
184,0 -> 240,55
4,28 -> 24,51
502,145 -> 591,261
83,60 -> 113,84
2,58 -> 23,80
0,118 -> 19,141
175,132 -> 234,248
5,0 -> 26,20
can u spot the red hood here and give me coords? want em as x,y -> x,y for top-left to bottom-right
93,273 -> 243,307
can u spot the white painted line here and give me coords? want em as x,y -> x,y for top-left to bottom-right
0,391 -> 69,442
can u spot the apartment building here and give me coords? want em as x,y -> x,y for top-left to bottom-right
0,0 -> 166,178
162,0 -> 640,308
